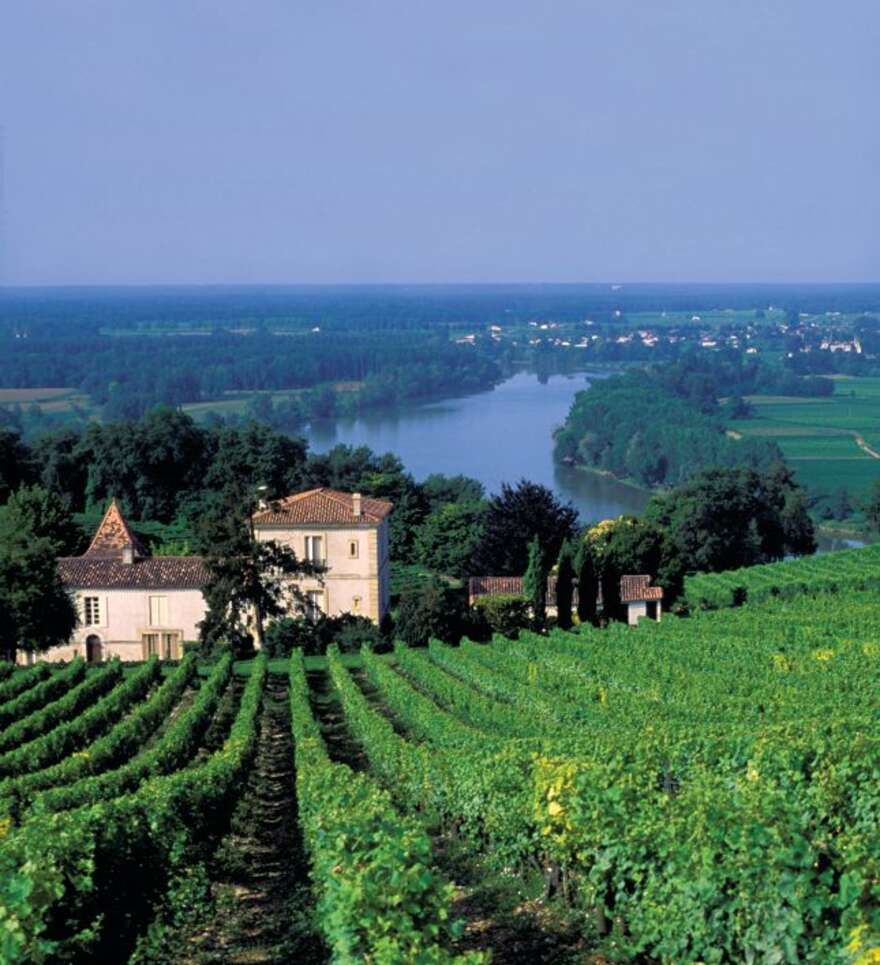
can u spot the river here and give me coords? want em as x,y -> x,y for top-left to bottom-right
307,370 -> 859,551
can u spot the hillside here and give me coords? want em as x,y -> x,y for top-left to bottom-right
3,580 -> 880,962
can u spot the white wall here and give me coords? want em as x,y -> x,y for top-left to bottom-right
255,519 -> 390,622
28,587 -> 207,663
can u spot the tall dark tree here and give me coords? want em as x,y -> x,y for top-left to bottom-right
195,488 -> 322,654
396,582 -> 466,648
574,538 -> 599,626
864,479 -> 880,533
31,428 -> 90,510
0,503 -> 77,661
0,485 -> 82,556
644,466 -> 815,578
79,408 -> 209,522
0,429 -> 34,505
554,541 -> 574,630
474,479 -> 579,576
523,536 -> 548,627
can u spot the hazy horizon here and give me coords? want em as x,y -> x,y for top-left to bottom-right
2,1 -> 877,286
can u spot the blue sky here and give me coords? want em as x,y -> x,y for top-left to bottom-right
1,1 -> 877,284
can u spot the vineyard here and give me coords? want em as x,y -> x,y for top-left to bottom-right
2,587 -> 880,963
684,541 -> 880,609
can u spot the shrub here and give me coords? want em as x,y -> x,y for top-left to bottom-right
396,583 -> 467,648
470,594 -> 530,639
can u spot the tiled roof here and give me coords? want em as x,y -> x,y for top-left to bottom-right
58,556 -> 209,590
620,574 -> 663,602
468,576 -> 579,607
85,500 -> 149,560
252,488 -> 393,526
469,576 -> 524,598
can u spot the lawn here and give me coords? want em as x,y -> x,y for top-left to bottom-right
730,376 -> 880,497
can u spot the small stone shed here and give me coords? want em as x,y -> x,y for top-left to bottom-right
619,575 -> 663,625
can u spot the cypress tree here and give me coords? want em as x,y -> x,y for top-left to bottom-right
555,541 -> 574,630
575,539 -> 599,626
522,535 -> 547,628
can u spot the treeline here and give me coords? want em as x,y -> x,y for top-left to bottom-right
0,327 -> 501,423
554,368 -> 785,489
4,283 -> 879,334
0,409 -> 535,579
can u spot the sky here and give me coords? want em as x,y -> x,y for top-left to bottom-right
0,1 -> 877,285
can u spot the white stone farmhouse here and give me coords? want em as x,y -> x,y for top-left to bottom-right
27,488 -> 392,663
39,500 -> 209,663
252,488 -> 392,623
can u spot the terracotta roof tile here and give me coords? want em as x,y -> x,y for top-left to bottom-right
84,500 -> 148,560
58,556 -> 209,590
252,488 -> 393,526
620,574 -> 663,602
468,576 -> 579,607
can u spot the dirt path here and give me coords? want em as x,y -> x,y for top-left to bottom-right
171,673 -> 324,965
855,433 -> 880,459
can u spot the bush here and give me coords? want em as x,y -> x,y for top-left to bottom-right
263,613 -> 390,656
470,594 -> 531,640
396,583 -> 467,648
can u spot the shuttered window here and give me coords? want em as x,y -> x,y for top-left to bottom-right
305,536 -> 323,563
148,596 -> 169,626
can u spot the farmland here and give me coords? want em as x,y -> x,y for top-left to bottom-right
3,570 -> 880,962
730,376 -> 880,499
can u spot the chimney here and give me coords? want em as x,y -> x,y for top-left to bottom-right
352,492 -> 362,518
122,544 -> 134,565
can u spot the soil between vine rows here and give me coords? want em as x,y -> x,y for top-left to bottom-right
313,662 -> 595,965
148,673 -> 325,965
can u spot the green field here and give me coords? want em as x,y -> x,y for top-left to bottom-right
730,375 -> 880,497
5,575 -> 880,961
0,387 -> 93,414
685,540 -> 880,608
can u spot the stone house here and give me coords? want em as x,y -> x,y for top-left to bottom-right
32,500 -> 209,664
620,574 -> 663,625
29,488 -> 392,663
469,572 -> 663,625
252,488 -> 393,623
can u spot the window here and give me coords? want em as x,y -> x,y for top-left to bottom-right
305,535 -> 323,563
352,595 -> 361,612
142,632 -> 180,659
306,590 -> 323,621
162,632 -> 179,659
83,597 -> 101,626
348,540 -> 359,559
148,596 -> 169,626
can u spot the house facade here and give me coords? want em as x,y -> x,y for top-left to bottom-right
30,500 -> 209,664
252,488 -> 393,623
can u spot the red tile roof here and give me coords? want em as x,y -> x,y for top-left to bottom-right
60,499 -> 207,589
85,500 -> 149,560
58,556 -> 209,590
252,488 -> 393,526
620,574 -> 663,602
469,576 -> 524,598
468,576 -> 578,607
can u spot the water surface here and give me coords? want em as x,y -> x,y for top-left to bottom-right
308,371 -> 649,523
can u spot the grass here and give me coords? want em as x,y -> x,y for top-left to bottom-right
730,376 -> 880,498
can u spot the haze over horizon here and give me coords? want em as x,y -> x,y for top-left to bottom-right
1,1 -> 877,287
